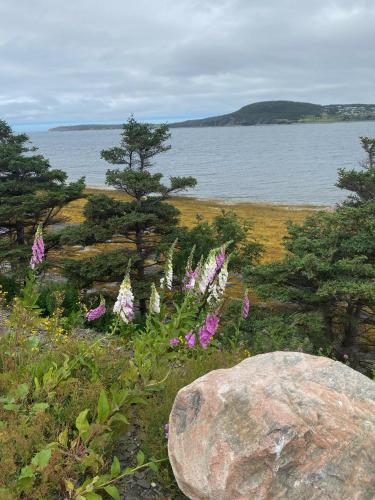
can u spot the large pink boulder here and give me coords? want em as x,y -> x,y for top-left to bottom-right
168,351 -> 375,499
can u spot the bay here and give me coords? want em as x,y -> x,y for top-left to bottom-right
29,121 -> 375,205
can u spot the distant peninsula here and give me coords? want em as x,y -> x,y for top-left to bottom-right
49,100 -> 375,131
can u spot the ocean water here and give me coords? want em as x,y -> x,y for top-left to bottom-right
29,121 -> 375,205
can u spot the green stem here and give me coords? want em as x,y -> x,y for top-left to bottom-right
78,458 -> 167,496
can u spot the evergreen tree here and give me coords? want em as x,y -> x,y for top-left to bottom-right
337,136 -> 375,202
0,120 -> 85,273
248,137 -> 375,370
169,209 -> 264,278
63,117 -> 196,315
248,201 -> 375,367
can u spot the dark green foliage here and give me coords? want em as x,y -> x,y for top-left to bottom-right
63,117 -> 196,314
64,249 -> 137,287
170,210 -> 263,277
222,301 -> 327,354
0,120 -> 85,273
101,116 -> 171,170
247,201 -> 375,364
337,136 -> 375,203
37,282 -> 80,316
0,274 -> 20,301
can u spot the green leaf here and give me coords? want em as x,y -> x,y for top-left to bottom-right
136,450 -> 145,466
85,493 -> 102,500
110,456 -> 121,477
58,427 -> 69,447
34,377 -> 40,393
109,412 -> 128,426
18,465 -> 35,479
31,448 -> 52,470
3,403 -> 20,412
18,465 -> 35,491
104,485 -> 120,500
13,383 -> 29,400
97,389 -> 110,424
76,409 -> 90,440
26,335 -> 40,351
110,387 -> 128,408
148,461 -> 159,473
31,402 -> 49,413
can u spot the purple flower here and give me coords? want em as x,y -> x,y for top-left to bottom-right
184,267 -> 199,289
242,292 -> 250,319
30,225 -> 45,269
198,251 -> 217,293
185,331 -> 196,348
169,337 -> 180,347
205,314 -> 220,335
86,302 -> 106,321
113,274 -> 134,323
164,423 -> 169,439
215,247 -> 225,271
198,314 -> 220,349
199,326 -> 212,349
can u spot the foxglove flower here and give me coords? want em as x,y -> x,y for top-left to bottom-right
86,298 -> 106,321
208,260 -> 228,304
205,313 -> 220,335
199,326 -> 211,349
161,240 -> 176,290
215,247 -> 225,271
113,273 -> 134,323
199,314 -> 220,349
169,338 -> 180,347
30,224 -> 45,269
149,283 -> 161,314
242,290 -> 250,319
185,331 -> 196,348
184,267 -> 199,290
184,245 -> 196,276
198,250 -> 217,294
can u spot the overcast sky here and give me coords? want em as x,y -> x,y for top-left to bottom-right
1,0 -> 375,130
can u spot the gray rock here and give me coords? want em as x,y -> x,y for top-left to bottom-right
168,351 -> 375,500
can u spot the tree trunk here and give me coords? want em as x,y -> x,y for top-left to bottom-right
15,220 -> 25,245
135,222 -> 147,316
341,303 -> 361,351
322,303 -> 335,342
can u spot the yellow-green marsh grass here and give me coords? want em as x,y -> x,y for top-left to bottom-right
61,188 -> 325,263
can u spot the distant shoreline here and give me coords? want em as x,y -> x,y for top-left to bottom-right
84,187 -> 329,210
49,118 -> 375,132
49,99 -> 375,131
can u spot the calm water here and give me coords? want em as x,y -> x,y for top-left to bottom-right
29,121 -> 375,205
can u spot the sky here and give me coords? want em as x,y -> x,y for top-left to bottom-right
1,0 -> 375,130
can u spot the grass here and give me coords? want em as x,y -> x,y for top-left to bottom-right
61,188 -> 324,263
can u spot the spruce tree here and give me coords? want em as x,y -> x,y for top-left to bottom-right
337,136 -> 375,202
248,137 -> 375,369
63,117 -> 196,315
249,202 -> 375,358
0,120 -> 84,273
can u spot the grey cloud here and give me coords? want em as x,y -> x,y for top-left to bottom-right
0,0 -> 374,128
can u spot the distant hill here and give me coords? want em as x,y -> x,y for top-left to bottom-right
169,101 -> 375,127
49,101 -> 375,131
